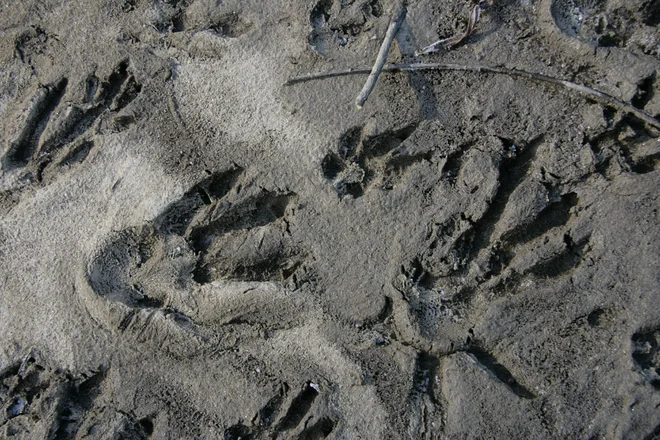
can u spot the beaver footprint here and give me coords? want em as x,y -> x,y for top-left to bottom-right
80,166 -> 303,356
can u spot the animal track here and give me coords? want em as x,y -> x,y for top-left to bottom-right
149,0 -> 252,38
3,78 -> 68,168
321,122 -> 420,198
389,133 -> 587,409
151,0 -> 188,33
2,60 -> 142,189
632,327 -> 660,390
465,347 -> 535,399
75,107 -> 653,436
405,351 -> 442,436
406,134 -> 591,304
151,168 -> 300,285
550,0 -> 599,39
309,0 -> 383,53
588,115 -> 660,177
0,356 -> 147,439
83,167 -> 303,355
548,0 -> 660,52
13,25 -> 60,70
224,382 -> 336,440
208,13 -> 253,38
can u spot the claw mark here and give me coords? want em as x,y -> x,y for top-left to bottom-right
274,383 -> 319,433
257,384 -> 288,428
41,61 -> 141,154
439,134 -> 544,281
309,0 -> 383,53
188,191 -> 294,253
3,78 -> 68,169
209,14 -> 253,38
223,423 -> 252,440
410,352 -> 439,400
440,141 -> 472,183
298,417 -> 336,439
154,167 -> 244,236
631,73 -> 656,111
224,382 -> 328,439
2,59 -> 142,191
52,369 -> 107,439
467,346 -> 535,399
643,423 -> 660,440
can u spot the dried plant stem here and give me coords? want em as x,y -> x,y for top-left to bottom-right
416,0 -> 492,55
285,62 -> 660,130
355,1 -> 406,109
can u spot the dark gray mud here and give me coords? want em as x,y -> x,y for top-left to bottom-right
0,0 -> 659,438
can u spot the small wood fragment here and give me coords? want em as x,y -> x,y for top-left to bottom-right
355,1 -> 407,109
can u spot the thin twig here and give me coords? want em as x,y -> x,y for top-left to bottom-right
415,0 -> 493,55
285,62 -> 660,130
355,1 -> 407,109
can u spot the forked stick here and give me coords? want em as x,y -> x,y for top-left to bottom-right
285,62 -> 660,130
355,1 -> 407,109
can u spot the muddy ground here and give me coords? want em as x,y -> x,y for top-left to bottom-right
0,0 -> 659,438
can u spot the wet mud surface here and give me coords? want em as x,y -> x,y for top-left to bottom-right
0,0 -> 659,438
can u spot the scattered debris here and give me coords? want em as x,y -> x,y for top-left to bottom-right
416,0 -> 494,55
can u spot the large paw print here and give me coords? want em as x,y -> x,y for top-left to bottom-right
404,133 -> 589,303
378,131 -> 595,425
80,167 -> 304,356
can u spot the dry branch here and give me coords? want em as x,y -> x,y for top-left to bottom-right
355,1 -> 407,109
285,62 -> 660,130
